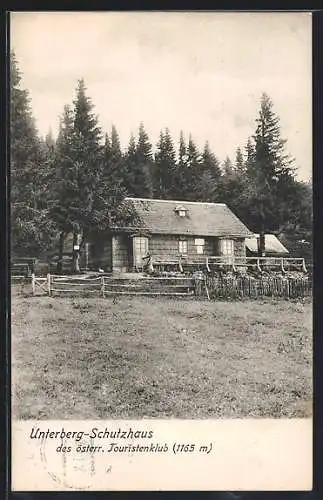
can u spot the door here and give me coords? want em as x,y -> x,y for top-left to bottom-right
132,236 -> 149,270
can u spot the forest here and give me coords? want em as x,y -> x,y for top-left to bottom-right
10,52 -> 312,266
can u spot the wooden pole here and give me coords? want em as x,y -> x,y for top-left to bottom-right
101,276 -> 105,298
281,258 -> 286,274
31,273 -> 35,296
47,273 -> 51,296
256,258 -> 262,273
204,278 -> 210,300
302,258 -> 307,273
85,243 -> 89,271
179,257 -> 183,273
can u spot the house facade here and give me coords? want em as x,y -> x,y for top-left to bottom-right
83,198 -> 253,273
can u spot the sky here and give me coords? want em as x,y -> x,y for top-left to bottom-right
11,11 -> 312,181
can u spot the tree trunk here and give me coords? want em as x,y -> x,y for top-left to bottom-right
257,200 -> 266,258
57,232 -> 65,274
258,221 -> 266,258
72,230 -> 82,273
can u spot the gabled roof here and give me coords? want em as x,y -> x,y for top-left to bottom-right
124,197 -> 253,237
245,234 -> 289,254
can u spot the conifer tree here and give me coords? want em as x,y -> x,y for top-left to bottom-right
246,93 -> 296,255
222,156 -> 234,176
123,134 -> 138,196
235,147 -> 245,172
179,135 -> 202,200
195,141 -> 222,202
126,123 -> 153,197
102,124 -> 129,189
178,131 -> 186,166
10,52 -> 56,257
45,128 -> 55,149
51,81 -> 138,272
219,155 -> 248,218
154,128 -> 177,199
50,105 -> 76,271
50,80 -> 103,271
244,138 -> 255,173
171,131 -> 187,200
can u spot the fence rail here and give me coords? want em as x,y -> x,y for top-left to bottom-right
22,273 -> 313,300
152,256 -> 308,274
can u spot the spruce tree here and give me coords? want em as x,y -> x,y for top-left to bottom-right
195,141 -> 222,202
179,135 -> 202,201
278,180 -> 312,260
51,81 -> 138,272
91,128 -> 140,238
50,105 -> 76,272
246,93 -> 296,255
45,128 -> 55,150
219,155 -> 249,220
154,128 -> 177,199
125,123 -> 153,197
103,124 -> 129,190
222,156 -> 234,176
124,134 -> 136,189
235,147 -> 245,172
50,80 -> 104,271
244,138 -> 255,173
171,131 -> 187,200
10,52 -> 56,257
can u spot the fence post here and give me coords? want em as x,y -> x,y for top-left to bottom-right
281,258 -> 286,274
31,273 -> 35,296
256,258 -> 262,273
47,273 -> 51,296
204,278 -> 210,300
302,258 -> 307,273
101,276 -> 105,298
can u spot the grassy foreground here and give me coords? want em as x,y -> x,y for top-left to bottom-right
12,291 -> 312,419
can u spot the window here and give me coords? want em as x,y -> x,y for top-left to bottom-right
134,237 -> 149,254
195,238 -> 205,255
175,205 -> 188,217
220,239 -> 234,257
178,239 -> 188,254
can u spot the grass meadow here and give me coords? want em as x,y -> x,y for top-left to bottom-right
11,289 -> 312,419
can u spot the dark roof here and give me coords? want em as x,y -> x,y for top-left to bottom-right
245,234 -> 289,254
124,197 -> 253,237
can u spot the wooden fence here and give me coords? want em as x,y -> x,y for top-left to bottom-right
11,258 -> 37,278
196,275 -> 312,300
31,274 -> 195,297
25,273 -> 313,300
152,256 -> 308,274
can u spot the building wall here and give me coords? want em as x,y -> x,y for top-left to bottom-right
234,238 -> 246,257
88,237 -> 112,271
149,235 -> 216,261
58,232 -> 246,271
64,232 -> 130,272
112,234 -> 130,272
149,235 -> 246,261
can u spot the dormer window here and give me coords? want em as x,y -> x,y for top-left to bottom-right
175,205 -> 187,217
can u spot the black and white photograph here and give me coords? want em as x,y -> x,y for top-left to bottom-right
10,11 -> 312,426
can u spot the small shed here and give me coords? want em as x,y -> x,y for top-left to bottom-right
245,234 -> 289,257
